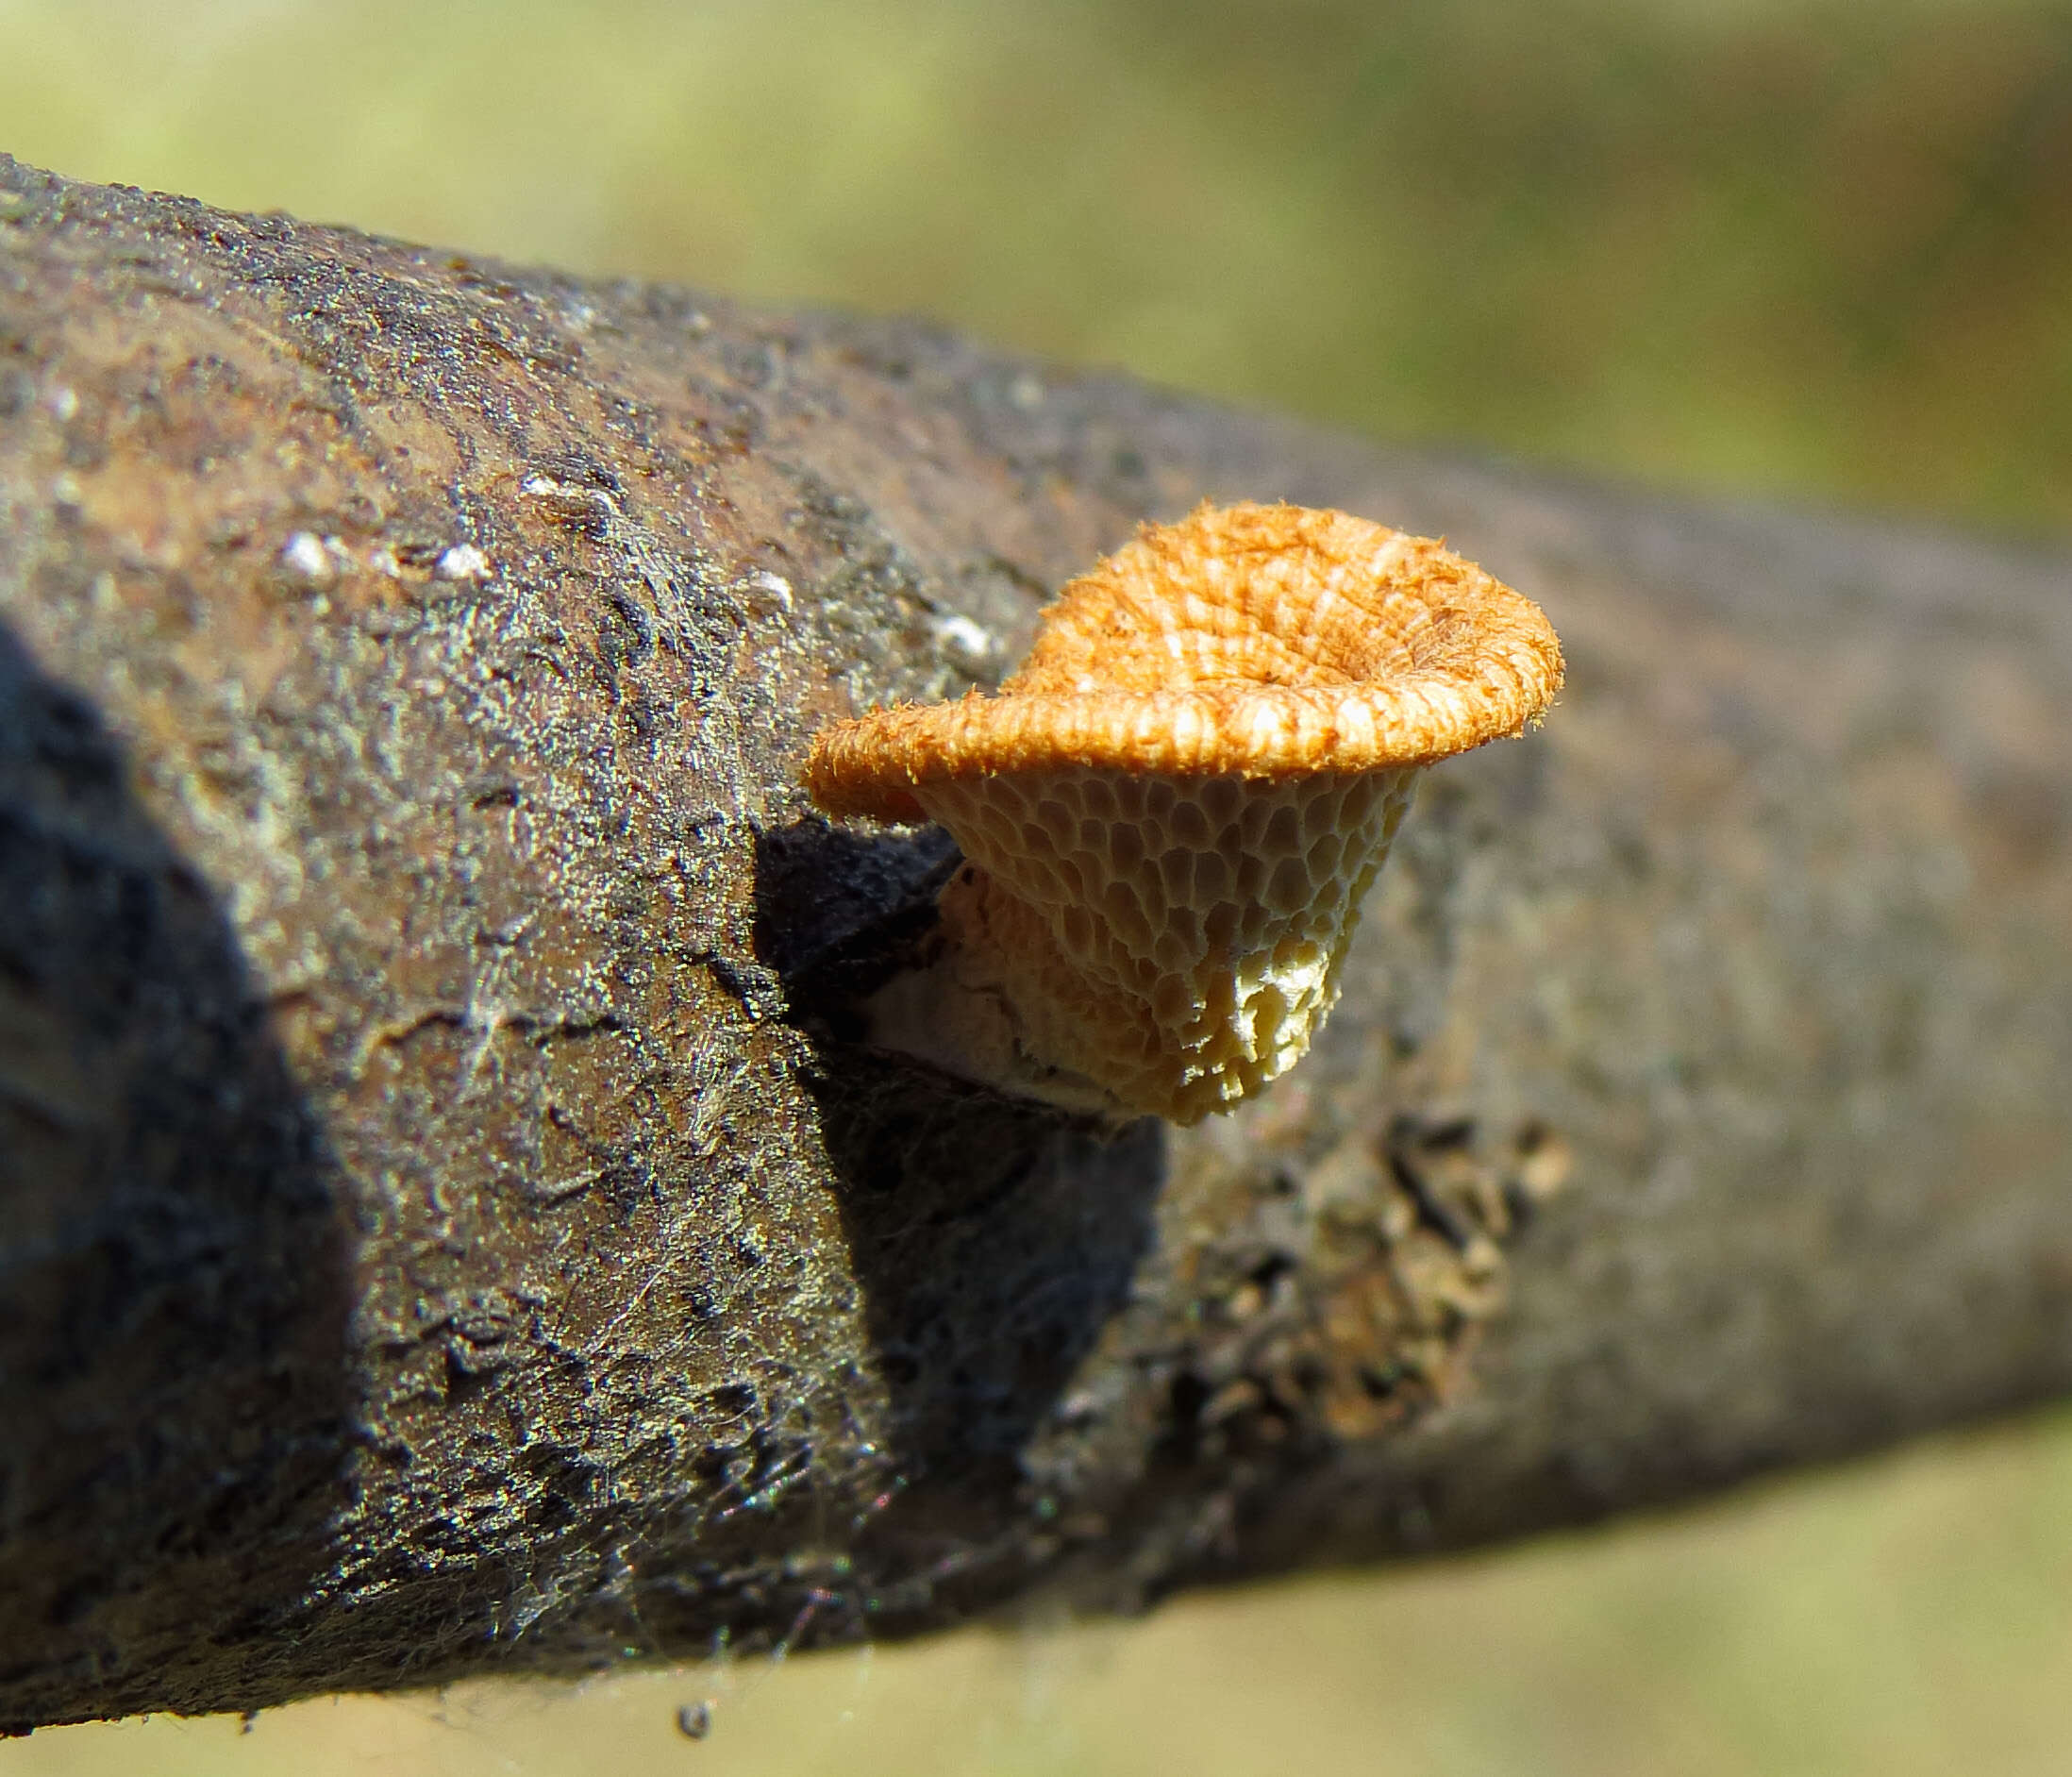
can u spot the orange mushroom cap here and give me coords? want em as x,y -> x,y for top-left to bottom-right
805,501 -> 1562,822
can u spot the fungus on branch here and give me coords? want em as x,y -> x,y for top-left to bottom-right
806,501 -> 1562,1123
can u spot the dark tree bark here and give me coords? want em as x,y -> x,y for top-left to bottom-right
1,155 -> 2067,1731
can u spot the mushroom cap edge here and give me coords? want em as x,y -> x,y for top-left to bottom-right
804,501 -> 1562,824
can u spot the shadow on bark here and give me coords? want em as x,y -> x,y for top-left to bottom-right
0,625 -> 355,1731
753,816 -> 1163,1571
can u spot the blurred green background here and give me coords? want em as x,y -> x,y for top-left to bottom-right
5,0 -> 2069,528
4,1 -> 2069,1771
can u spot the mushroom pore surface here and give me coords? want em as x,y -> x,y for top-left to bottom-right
803,501 -> 1562,1122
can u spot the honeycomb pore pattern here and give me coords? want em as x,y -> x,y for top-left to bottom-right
917,765 -> 1418,1123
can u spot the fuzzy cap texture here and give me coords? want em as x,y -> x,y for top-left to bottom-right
805,500 -> 1563,822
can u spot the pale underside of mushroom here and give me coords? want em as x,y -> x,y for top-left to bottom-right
805,502 -> 1562,1125
865,764 -> 1419,1122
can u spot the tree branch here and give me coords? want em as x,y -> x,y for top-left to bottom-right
2,155 -> 2068,1730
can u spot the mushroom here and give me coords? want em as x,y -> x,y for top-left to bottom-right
806,501 -> 1562,1124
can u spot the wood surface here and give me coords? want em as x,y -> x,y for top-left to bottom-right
2,155 -> 2067,1729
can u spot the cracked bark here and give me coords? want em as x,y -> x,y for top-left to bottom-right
1,155 -> 2068,1731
